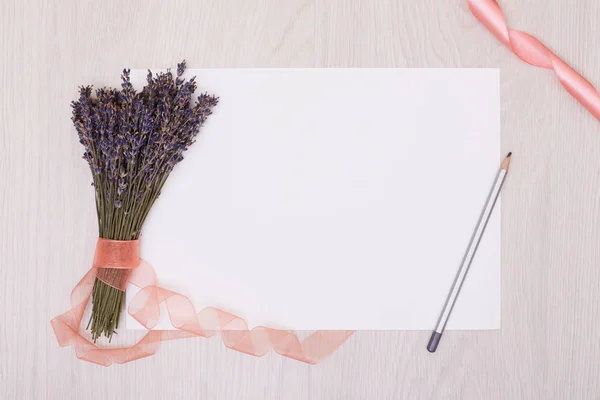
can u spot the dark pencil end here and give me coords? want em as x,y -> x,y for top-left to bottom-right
427,331 -> 442,353
506,152 -> 512,157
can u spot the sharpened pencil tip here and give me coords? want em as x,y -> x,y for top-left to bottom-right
501,152 -> 512,170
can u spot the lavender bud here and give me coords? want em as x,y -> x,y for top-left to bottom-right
177,60 -> 186,77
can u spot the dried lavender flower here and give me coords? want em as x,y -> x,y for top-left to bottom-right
71,61 -> 219,341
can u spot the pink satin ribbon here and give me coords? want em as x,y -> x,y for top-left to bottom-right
469,0 -> 600,120
93,239 -> 140,290
51,240 -> 354,366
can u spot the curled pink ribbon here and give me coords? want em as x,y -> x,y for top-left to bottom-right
51,240 -> 353,366
469,0 -> 600,120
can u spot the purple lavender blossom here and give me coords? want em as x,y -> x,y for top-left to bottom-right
71,61 -> 219,219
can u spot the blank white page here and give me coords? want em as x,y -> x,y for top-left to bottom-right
126,68 -> 500,330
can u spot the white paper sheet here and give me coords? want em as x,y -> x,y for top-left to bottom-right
126,68 -> 500,331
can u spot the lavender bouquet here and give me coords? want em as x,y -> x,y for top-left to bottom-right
72,62 -> 218,341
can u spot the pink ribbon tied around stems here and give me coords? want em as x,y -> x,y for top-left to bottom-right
51,238 -> 354,366
468,0 -> 600,120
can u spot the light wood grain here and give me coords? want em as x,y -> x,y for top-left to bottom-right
2,0 -> 600,398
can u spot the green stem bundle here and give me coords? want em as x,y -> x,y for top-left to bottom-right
87,174 -> 168,342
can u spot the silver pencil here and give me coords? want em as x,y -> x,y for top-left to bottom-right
427,152 -> 512,353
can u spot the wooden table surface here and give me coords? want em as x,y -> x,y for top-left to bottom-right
2,0 -> 599,398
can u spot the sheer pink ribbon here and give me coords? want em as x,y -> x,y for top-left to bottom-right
468,0 -> 600,120
51,239 -> 354,366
